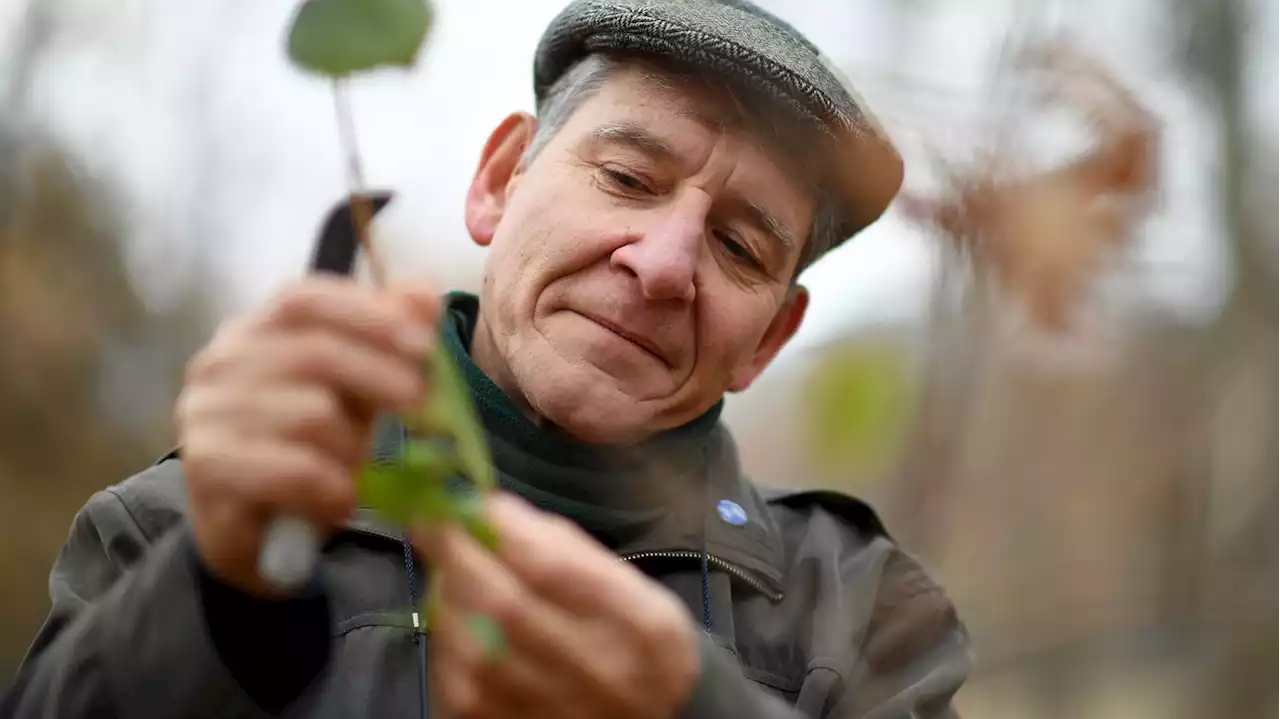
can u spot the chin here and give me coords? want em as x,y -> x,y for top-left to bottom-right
510,364 -> 658,446
528,380 -> 658,446
506,331 -> 698,445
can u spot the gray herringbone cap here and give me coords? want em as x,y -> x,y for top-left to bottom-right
534,0 -> 904,244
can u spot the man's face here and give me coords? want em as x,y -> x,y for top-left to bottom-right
466,65 -> 814,445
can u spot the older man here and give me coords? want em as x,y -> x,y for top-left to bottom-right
3,2 -> 970,718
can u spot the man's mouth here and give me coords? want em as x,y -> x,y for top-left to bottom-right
576,312 -> 672,367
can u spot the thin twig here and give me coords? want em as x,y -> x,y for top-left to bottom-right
332,77 -> 386,288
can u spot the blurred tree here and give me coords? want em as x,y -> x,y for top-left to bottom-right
0,126 -> 218,679
1169,1 -> 1278,716
0,1 -> 219,675
855,26 -> 1213,711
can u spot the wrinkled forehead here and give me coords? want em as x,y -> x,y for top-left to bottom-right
565,62 -> 826,194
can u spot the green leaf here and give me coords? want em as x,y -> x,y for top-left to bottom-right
358,461 -> 452,524
452,491 -> 501,552
358,463 -> 420,524
402,438 -> 457,478
356,328 -> 499,550
287,0 -> 433,77
412,341 -> 495,491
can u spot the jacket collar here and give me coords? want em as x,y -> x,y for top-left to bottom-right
609,424 -> 786,599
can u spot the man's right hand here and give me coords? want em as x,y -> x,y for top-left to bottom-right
175,277 -> 440,597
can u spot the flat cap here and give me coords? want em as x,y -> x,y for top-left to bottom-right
533,0 -> 904,245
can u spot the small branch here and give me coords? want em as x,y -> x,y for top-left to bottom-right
332,77 -> 387,288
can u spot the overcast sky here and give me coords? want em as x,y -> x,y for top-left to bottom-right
5,0 -> 1274,365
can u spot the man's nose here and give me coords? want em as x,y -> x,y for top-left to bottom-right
610,192 -> 706,302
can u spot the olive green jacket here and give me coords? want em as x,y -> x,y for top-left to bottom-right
3,419 -> 970,718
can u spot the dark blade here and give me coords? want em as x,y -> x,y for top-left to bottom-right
308,191 -> 395,275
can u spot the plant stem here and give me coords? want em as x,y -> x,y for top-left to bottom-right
332,77 -> 386,288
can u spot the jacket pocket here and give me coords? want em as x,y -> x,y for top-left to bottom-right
319,612 -> 424,719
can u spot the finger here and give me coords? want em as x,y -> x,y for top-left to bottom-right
177,383 -> 369,468
418,526 -> 590,665
429,630 -> 482,719
430,580 -> 607,719
483,494 -> 698,696
430,599 -> 557,716
429,596 -> 483,718
423,524 -> 673,718
262,278 -> 440,357
192,329 -> 429,414
182,432 -> 356,526
484,494 -> 651,614
419,525 -> 613,699
386,282 -> 444,328
419,525 -> 535,634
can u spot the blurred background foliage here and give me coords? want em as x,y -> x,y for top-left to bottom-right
1,0 -> 1275,717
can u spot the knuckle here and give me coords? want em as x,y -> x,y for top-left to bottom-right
272,282 -> 326,323
292,389 -> 341,435
632,606 -> 667,643
485,588 -> 523,628
539,561 -> 576,592
515,549 -> 560,588
294,456 -> 336,489
184,318 -> 253,384
313,486 -> 356,525
178,432 -> 214,470
440,673 -> 479,715
183,343 -> 223,384
182,352 -> 208,384
544,512 -> 585,542
379,360 -> 417,393
172,387 -> 198,431
637,592 -> 684,643
271,452 -> 324,488
173,398 -> 207,442
326,477 -> 358,514
290,334 -> 340,377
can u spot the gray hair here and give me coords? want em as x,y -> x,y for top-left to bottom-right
520,53 -> 844,280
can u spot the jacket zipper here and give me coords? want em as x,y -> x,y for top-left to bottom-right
355,527 -> 788,602
620,550 -> 783,602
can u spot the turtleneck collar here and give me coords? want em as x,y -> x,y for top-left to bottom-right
438,291 -> 723,546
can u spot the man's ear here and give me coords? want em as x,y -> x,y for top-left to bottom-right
728,285 -> 809,392
465,112 -> 537,247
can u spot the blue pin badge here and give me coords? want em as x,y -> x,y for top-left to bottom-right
716,499 -> 748,527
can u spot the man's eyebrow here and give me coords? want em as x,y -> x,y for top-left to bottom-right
734,198 -> 796,254
588,123 -> 681,164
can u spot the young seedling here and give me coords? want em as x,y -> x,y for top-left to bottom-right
287,0 -> 435,286
270,0 -> 503,657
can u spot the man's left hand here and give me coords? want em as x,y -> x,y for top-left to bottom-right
414,493 -> 701,719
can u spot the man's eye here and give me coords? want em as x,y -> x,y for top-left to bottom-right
602,168 -> 650,193
715,231 -> 762,269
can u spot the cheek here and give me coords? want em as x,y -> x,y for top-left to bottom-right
694,293 -> 776,372
494,185 -> 626,293
484,185 -> 606,328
